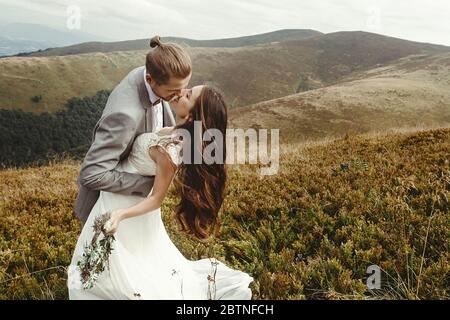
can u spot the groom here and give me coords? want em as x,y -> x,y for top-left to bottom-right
74,36 -> 192,225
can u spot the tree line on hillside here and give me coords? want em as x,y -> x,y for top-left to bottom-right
0,90 -> 110,168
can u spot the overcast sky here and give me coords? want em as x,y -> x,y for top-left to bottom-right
1,0 -> 449,46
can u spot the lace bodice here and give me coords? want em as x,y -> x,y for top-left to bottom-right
127,130 -> 182,176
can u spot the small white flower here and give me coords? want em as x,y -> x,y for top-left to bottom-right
104,220 -> 112,232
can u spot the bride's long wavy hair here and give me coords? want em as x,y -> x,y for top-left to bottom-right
173,87 -> 228,242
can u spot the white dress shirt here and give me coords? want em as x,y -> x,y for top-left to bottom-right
143,68 -> 163,132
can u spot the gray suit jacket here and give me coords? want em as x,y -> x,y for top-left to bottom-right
74,66 -> 176,223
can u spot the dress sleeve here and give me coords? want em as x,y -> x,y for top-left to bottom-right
149,136 -> 182,167
164,143 -> 182,167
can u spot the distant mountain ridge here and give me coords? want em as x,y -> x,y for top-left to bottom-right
15,29 -> 323,57
0,36 -> 50,57
0,23 -> 109,57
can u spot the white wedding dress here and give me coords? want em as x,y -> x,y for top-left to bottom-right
67,130 -> 254,300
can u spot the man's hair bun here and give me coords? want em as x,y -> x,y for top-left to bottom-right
150,36 -> 162,48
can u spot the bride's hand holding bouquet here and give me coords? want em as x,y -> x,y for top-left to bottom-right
104,209 -> 126,235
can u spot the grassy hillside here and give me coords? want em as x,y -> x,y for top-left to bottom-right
298,31 -> 450,82
0,51 -> 144,113
1,31 -> 449,113
230,53 -> 450,142
18,29 -> 323,57
0,126 -> 448,299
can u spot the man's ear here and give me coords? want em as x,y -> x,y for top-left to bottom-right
146,73 -> 155,86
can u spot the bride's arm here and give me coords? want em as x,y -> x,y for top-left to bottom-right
105,146 -> 176,234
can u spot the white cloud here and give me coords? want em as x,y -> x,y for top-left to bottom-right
0,0 -> 449,45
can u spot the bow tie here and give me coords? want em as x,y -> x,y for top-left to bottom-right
151,99 -> 161,107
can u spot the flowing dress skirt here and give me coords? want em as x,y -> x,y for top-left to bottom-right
67,161 -> 253,300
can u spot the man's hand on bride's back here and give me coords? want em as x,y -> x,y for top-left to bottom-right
104,209 -> 125,235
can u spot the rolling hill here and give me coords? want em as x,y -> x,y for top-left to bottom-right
1,31 -> 449,113
229,52 -> 450,142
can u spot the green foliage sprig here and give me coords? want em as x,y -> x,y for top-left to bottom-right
77,212 -> 115,290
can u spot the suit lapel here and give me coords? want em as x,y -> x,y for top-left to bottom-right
137,71 -> 152,110
136,68 -> 154,132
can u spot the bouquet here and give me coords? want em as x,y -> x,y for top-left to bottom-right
77,212 -> 116,290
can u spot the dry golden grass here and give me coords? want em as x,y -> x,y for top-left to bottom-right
0,126 -> 448,300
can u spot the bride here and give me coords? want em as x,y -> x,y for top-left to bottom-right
67,85 -> 254,300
